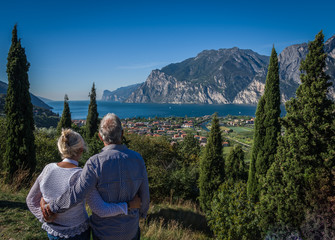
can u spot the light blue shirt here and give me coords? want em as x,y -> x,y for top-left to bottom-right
49,144 -> 150,240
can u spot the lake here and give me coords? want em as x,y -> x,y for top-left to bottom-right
47,101 -> 286,120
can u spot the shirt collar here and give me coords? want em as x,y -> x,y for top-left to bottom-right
102,144 -> 128,152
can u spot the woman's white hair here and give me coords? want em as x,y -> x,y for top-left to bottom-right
99,113 -> 123,144
57,129 -> 87,159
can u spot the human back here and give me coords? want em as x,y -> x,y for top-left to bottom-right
40,164 -> 88,233
88,113 -> 149,239
89,144 -> 148,239
27,129 -> 90,239
45,114 -> 150,240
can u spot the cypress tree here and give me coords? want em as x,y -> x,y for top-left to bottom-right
225,145 -> 247,182
247,96 -> 265,201
57,94 -> 72,134
4,25 -> 36,182
258,47 -> 281,175
247,47 -> 281,201
260,31 -> 335,235
198,113 -> 225,212
86,83 -> 99,139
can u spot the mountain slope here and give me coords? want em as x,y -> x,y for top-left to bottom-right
125,35 -> 335,104
126,48 -> 269,104
101,83 -> 142,102
0,81 -> 52,110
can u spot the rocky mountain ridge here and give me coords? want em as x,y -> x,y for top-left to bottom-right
126,48 -> 270,104
105,35 -> 335,104
101,83 -> 142,102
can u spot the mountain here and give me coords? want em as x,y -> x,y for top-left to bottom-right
125,35 -> 335,104
126,48 -> 269,104
38,96 -> 54,103
0,81 -> 52,110
101,83 -> 142,102
277,35 -> 335,101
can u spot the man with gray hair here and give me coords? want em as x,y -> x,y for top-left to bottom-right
43,113 -> 150,240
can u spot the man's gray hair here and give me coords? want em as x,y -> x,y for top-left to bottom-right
99,113 -> 123,144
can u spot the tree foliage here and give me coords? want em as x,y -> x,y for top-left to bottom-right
260,31 -> 335,237
225,145 -> 247,182
247,47 -> 281,202
4,25 -> 36,182
86,83 -> 99,139
124,132 -> 202,201
34,128 -> 59,173
57,94 -> 72,134
198,113 -> 225,212
247,96 -> 265,201
125,133 -> 180,201
81,132 -> 104,167
0,117 -> 6,170
173,133 -> 201,200
208,180 -> 261,240
178,133 -> 200,165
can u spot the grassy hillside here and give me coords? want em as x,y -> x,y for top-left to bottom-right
0,183 -> 211,240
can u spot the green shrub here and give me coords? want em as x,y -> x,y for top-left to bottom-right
170,164 -> 199,201
207,180 -> 261,240
81,132 -> 104,166
34,128 -> 59,173
126,133 -> 180,201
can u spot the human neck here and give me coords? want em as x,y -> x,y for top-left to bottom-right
57,158 -> 78,168
62,158 -> 79,166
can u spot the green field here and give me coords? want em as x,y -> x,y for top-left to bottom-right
222,126 -> 254,146
228,127 -> 253,133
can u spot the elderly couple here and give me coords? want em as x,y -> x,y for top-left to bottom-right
26,113 -> 150,240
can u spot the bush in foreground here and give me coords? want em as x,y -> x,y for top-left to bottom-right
207,180 -> 261,240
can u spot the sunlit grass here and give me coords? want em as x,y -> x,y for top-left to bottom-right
140,199 -> 211,240
0,184 -> 45,240
0,184 -> 212,240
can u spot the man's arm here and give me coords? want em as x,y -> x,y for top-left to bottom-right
48,159 -> 98,213
86,187 -> 128,217
138,163 -> 150,218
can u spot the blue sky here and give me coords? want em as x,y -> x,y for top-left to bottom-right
0,0 -> 334,100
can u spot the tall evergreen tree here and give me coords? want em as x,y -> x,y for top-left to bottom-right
247,47 -> 281,201
247,96 -> 265,201
260,31 -> 335,236
198,113 -> 225,212
57,94 -> 72,134
4,25 -> 36,182
225,145 -> 247,182
86,83 -> 99,139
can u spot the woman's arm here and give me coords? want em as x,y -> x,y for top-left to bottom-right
26,174 -> 44,222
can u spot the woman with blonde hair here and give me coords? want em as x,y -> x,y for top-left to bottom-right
27,129 -> 140,240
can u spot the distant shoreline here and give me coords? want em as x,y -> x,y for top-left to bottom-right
47,101 -> 286,120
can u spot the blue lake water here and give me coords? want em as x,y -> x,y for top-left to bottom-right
47,101 -> 286,120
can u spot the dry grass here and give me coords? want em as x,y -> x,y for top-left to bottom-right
0,167 -> 38,191
1,182 -> 212,240
140,200 -> 212,240
140,218 -> 210,240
